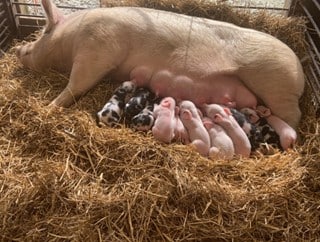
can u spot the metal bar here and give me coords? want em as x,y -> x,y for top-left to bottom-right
17,24 -> 43,28
300,3 -> 320,39
307,66 -> 320,105
232,5 -> 289,11
0,33 -> 9,47
311,0 -> 320,10
11,2 -> 87,10
11,2 -> 40,7
0,9 -> 5,17
0,26 -> 8,39
0,25 -> 9,38
0,18 -> 7,28
15,13 -> 44,18
306,31 -> 320,66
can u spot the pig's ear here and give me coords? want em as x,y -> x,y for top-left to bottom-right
42,0 -> 65,33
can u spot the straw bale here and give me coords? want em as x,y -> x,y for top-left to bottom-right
1,0 -> 319,241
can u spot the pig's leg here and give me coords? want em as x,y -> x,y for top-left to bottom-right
209,146 -> 219,158
238,57 -> 304,129
50,59 -> 112,107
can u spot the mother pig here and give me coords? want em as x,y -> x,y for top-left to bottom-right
15,0 -> 304,130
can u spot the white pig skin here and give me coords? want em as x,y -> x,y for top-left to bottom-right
15,0 -> 304,130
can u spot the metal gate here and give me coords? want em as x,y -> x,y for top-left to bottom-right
289,0 -> 320,113
0,0 -> 17,55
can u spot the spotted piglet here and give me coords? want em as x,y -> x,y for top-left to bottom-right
96,81 -> 136,126
124,87 -> 156,121
124,87 -> 158,131
131,104 -> 155,131
230,108 -> 263,151
240,107 -> 282,150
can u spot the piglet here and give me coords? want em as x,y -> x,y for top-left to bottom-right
124,87 -> 155,122
202,104 -> 251,157
179,101 -> 210,156
256,105 -> 296,150
173,108 -> 190,144
152,97 -> 177,143
97,81 -> 136,126
240,107 -> 281,150
131,104 -> 155,131
230,108 -> 263,151
202,117 -> 235,160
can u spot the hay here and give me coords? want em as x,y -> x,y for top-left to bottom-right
1,0 -> 319,241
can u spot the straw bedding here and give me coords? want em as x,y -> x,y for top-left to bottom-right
1,0 -> 319,241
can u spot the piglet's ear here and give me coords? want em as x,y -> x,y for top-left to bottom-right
174,106 -> 180,114
42,0 -> 65,33
223,107 -> 231,116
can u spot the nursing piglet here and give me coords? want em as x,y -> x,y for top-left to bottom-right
202,104 -> 251,157
97,81 -> 136,126
179,101 -> 210,156
230,108 -> 263,151
130,104 -> 155,131
152,97 -> 177,143
173,110 -> 190,144
255,105 -> 297,150
202,117 -> 234,160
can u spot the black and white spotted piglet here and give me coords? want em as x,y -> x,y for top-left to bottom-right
96,81 -> 136,126
131,104 -> 156,131
124,87 -> 155,120
230,108 -> 263,151
124,87 -> 159,131
240,107 -> 281,150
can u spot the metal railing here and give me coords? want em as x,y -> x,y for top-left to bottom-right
290,0 -> 320,112
0,0 -> 17,54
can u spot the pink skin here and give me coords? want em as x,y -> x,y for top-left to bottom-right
179,101 -> 210,156
146,70 -> 257,109
129,66 -> 153,87
202,117 -> 235,160
256,106 -> 297,150
203,104 -> 251,157
15,0 -> 304,131
152,97 -> 176,143
173,107 -> 190,144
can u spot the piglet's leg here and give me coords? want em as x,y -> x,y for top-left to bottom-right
208,147 -> 220,159
265,115 -> 297,150
190,140 -> 209,156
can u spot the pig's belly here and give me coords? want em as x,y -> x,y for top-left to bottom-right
129,66 -> 257,109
